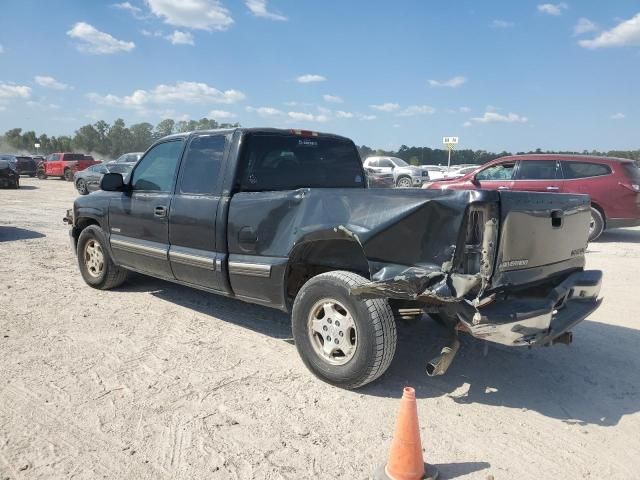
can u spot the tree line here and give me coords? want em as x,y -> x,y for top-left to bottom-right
1,118 -> 638,164
357,145 -> 640,166
1,118 -> 239,159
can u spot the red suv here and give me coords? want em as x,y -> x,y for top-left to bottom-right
36,153 -> 100,181
423,154 -> 640,241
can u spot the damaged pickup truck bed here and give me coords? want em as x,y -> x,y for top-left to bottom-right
65,128 -> 602,389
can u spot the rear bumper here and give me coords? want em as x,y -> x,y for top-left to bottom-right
460,270 -> 602,346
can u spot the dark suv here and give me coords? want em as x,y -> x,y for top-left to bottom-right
15,155 -> 38,177
424,154 -> 640,241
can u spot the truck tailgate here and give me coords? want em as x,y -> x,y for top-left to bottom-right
491,191 -> 591,288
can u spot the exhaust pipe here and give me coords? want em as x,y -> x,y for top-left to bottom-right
426,336 -> 460,376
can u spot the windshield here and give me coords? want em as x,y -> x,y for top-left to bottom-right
238,133 -> 365,191
391,158 -> 409,167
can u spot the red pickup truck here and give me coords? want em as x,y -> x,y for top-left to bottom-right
37,153 -> 100,181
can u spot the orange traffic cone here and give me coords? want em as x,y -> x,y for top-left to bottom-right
375,387 -> 439,480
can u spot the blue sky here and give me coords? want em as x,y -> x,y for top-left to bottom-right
0,0 -> 638,152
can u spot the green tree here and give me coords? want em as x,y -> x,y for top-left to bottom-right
129,122 -> 154,151
73,124 -> 101,152
154,119 -> 175,140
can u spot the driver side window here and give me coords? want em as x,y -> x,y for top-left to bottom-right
379,160 -> 394,168
476,162 -> 515,181
131,140 -> 184,192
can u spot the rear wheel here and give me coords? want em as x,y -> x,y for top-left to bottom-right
292,271 -> 397,389
396,176 -> 412,188
77,225 -> 128,290
76,179 -> 89,195
588,206 -> 604,242
36,169 -> 47,180
64,169 -> 74,182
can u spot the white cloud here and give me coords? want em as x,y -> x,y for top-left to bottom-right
397,105 -> 436,116
579,13 -> 640,49
112,2 -> 145,18
167,30 -> 194,45
573,18 -> 597,36
323,94 -> 343,103
88,81 -> 245,108
466,111 -> 528,126
359,114 -> 377,121
208,109 -> 237,119
67,22 -> 135,54
288,111 -> 329,122
459,106 -> 471,113
245,106 -> 283,116
34,75 -> 69,90
537,3 -> 568,16
0,44 -> 4,54
141,29 -> 163,37
610,112 -> 626,120
296,74 -> 326,83
0,83 -> 31,100
146,0 -> 234,31
392,124 -> 401,128
335,110 -> 354,119
491,19 -> 514,28
369,102 -> 400,112
246,0 -> 287,21
428,76 -> 467,88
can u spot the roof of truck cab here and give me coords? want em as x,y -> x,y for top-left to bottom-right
158,128 -> 354,142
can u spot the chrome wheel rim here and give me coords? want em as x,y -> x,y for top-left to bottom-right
77,180 -> 86,193
397,178 -> 411,188
84,239 -> 105,278
308,299 -> 358,365
589,213 -> 596,236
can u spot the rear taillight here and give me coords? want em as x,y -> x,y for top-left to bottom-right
460,203 -> 499,281
619,182 -> 640,193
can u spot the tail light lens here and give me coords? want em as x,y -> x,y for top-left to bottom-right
460,203 -> 499,279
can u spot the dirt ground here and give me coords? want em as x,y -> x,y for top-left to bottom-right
1,177 -> 639,480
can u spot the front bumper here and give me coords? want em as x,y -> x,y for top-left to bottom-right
460,270 -> 602,346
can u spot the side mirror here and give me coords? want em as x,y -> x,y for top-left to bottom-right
471,175 -> 481,186
101,172 -> 125,191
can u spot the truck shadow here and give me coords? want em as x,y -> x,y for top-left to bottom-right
596,228 -> 640,244
117,273 -> 640,427
0,226 -> 46,242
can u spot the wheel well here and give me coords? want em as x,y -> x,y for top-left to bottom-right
72,217 -> 99,248
285,239 -> 370,308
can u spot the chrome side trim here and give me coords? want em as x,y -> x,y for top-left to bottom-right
169,250 -> 215,270
228,261 -> 272,278
110,238 -> 167,260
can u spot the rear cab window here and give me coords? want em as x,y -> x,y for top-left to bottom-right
237,132 -> 365,191
62,153 -> 86,161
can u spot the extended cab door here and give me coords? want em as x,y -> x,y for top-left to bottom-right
108,139 -> 185,279
168,133 -> 231,293
512,159 -> 564,193
473,160 -> 516,191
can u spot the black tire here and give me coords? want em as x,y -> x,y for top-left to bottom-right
396,176 -> 412,188
77,225 -> 128,290
36,169 -> 47,180
64,169 -> 74,182
292,271 -> 397,389
588,206 -> 605,242
76,179 -> 89,195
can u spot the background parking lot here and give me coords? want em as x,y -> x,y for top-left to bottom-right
1,178 -> 640,479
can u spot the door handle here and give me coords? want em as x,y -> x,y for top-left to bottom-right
154,206 -> 167,218
546,186 -> 560,191
497,186 -> 510,190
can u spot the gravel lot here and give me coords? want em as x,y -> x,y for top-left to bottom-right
1,177 -> 640,480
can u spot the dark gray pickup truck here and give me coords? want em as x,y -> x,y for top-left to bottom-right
65,128 -> 602,388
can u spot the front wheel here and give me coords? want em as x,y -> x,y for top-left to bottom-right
76,179 -> 89,195
77,225 -> 128,289
588,207 -> 605,242
292,271 -> 397,389
396,176 -> 412,188
36,169 -> 47,180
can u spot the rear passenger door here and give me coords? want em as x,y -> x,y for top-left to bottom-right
512,160 -> 563,193
168,133 -> 231,293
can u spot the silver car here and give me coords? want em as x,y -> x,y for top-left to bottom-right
363,156 -> 430,187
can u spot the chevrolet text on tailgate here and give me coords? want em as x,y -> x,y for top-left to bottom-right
64,128 -> 603,389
